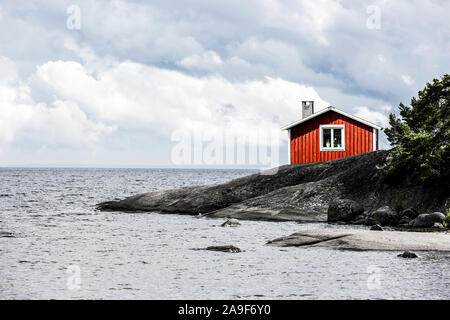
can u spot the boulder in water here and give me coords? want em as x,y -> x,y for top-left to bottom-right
398,251 -> 418,258
0,231 -> 15,238
221,218 -> 241,227
193,245 -> 242,253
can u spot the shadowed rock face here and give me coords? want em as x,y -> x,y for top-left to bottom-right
97,150 -> 450,222
327,199 -> 364,222
366,206 -> 398,226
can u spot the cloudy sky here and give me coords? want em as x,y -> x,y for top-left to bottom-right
0,0 -> 449,167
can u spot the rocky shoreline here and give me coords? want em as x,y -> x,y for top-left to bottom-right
97,150 -> 448,223
97,150 -> 450,251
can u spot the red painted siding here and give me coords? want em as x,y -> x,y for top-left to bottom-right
290,110 -> 374,164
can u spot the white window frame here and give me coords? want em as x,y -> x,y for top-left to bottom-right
320,124 -> 345,151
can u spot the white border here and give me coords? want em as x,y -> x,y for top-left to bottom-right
281,106 -> 382,131
319,124 -> 345,151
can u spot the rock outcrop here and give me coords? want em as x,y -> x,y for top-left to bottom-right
221,218 -> 241,227
408,212 -> 446,228
398,251 -> 419,258
97,150 -> 450,223
266,229 -> 450,251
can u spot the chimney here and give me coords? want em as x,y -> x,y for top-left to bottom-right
302,101 -> 314,118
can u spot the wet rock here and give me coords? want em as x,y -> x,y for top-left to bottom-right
327,199 -> 364,222
370,224 -> 383,231
398,251 -> 418,258
0,231 -> 15,238
400,207 -> 419,219
193,245 -> 242,253
432,222 -> 445,229
366,206 -> 398,226
409,212 -> 445,228
221,218 -> 241,227
351,215 -> 367,225
398,216 -> 411,226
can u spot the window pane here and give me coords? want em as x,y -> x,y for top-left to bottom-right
333,129 -> 342,148
323,129 -> 331,148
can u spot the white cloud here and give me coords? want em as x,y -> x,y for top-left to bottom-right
401,75 -> 414,86
0,56 -> 116,152
379,105 -> 392,112
352,106 -> 389,128
377,55 -> 386,63
2,0 -> 449,104
2,0 -> 450,164
0,56 -> 19,84
1,53 -> 330,163
32,57 -> 330,142
178,50 -> 223,70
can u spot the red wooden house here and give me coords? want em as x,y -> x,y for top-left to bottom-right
281,101 -> 381,164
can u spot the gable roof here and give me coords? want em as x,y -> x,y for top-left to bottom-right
280,106 -> 382,131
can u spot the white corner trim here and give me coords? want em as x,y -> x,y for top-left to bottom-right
287,129 -> 291,164
319,124 -> 345,152
373,128 -> 377,151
